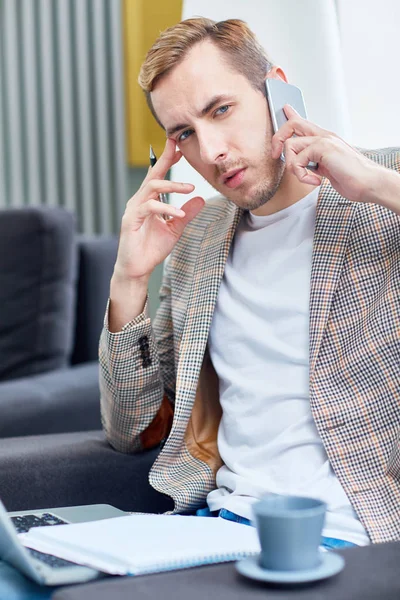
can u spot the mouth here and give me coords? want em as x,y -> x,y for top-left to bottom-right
221,168 -> 246,189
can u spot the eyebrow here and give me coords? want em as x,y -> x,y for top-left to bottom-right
165,94 -> 234,138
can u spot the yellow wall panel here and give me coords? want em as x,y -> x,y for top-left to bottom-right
124,0 -> 183,166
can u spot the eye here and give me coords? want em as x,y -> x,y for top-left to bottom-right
215,105 -> 230,116
178,129 -> 194,143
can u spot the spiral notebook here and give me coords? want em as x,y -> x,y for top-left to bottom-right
20,514 -> 261,576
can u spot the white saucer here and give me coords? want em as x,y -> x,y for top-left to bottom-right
236,551 -> 345,584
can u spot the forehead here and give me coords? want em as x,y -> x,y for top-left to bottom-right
151,41 -> 251,127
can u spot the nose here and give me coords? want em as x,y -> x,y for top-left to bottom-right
197,127 -> 228,165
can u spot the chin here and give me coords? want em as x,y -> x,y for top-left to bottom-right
226,185 -> 269,211
240,167 -> 285,210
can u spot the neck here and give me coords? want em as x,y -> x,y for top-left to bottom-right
251,169 -> 318,217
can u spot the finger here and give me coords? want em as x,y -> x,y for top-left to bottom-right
136,199 -> 186,220
283,104 -> 300,120
144,180 -> 195,199
286,142 -> 323,185
167,196 -> 205,234
147,147 -> 183,177
140,144 -> 183,191
284,136 -> 320,168
271,110 -> 328,159
130,181 -> 194,209
272,121 -> 324,160
150,138 -> 182,181
292,167 -> 322,186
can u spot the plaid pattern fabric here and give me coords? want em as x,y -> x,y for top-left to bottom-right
100,148 -> 400,542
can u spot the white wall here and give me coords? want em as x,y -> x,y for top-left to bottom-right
170,0 -> 350,204
337,0 -> 400,148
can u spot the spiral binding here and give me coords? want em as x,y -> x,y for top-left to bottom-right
128,550 -> 259,576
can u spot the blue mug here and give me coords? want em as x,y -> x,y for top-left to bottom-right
252,495 -> 326,571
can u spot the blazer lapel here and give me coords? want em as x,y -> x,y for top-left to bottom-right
309,180 -> 358,377
175,202 -> 242,409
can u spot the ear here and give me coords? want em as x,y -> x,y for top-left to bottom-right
264,66 -> 288,84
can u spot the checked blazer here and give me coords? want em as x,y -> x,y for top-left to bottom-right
100,148 -> 400,543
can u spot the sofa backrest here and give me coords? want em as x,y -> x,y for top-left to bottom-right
0,207 -> 77,381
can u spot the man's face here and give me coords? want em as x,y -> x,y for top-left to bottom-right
151,41 -> 285,211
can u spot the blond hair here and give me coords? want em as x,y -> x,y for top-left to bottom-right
138,17 -> 273,127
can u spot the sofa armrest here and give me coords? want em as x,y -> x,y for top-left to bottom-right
0,430 -> 173,513
0,363 -> 102,437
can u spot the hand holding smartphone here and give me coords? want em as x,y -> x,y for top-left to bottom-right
265,78 -> 318,171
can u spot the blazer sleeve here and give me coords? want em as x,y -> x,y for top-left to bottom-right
99,262 -> 174,454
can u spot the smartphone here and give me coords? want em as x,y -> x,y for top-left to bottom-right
265,78 -> 317,170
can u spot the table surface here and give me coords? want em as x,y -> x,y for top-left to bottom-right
2,541 -> 400,600
51,541 -> 400,600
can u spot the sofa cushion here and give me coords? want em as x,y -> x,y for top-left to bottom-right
0,430 -> 172,513
0,362 -> 101,437
0,207 -> 77,380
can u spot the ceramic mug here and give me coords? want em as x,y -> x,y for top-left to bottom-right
252,494 -> 326,571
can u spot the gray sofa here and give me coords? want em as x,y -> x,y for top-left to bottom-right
0,206 -> 118,437
0,430 -> 172,514
0,207 -> 170,516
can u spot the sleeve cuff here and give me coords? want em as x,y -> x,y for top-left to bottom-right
104,297 -> 151,333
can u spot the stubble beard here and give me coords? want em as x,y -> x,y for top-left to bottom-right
239,158 -> 285,211
212,144 -> 286,211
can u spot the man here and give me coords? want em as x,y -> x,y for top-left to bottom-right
99,18 -> 400,547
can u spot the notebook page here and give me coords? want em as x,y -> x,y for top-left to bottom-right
20,514 -> 261,575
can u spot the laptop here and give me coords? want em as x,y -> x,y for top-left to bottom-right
1,499 -> 128,585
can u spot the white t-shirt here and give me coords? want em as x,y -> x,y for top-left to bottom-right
207,188 -> 369,546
